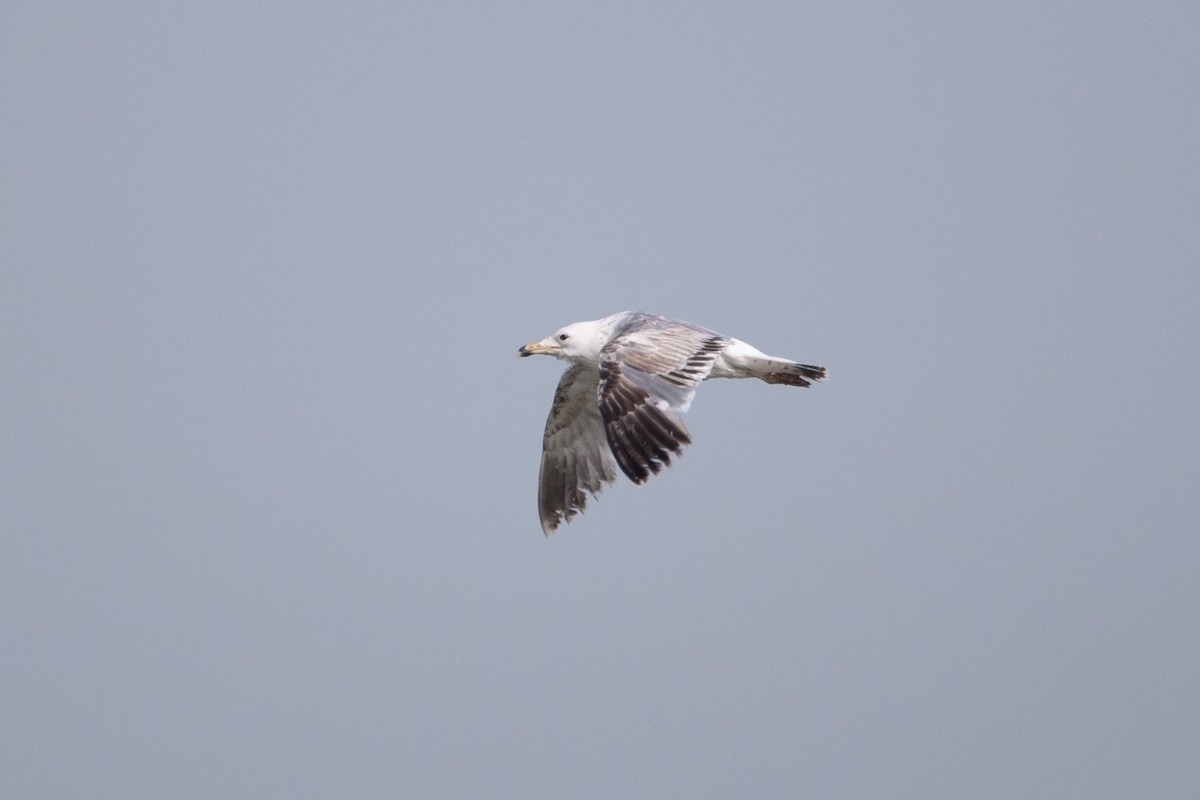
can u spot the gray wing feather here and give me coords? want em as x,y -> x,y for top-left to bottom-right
538,365 -> 618,535
598,316 -> 730,484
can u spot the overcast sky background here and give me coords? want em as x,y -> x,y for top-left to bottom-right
3,2 -> 1198,798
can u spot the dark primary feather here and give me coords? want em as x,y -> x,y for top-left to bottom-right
597,315 -> 731,484
598,359 -> 691,483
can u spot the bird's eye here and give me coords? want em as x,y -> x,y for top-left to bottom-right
558,333 -> 569,341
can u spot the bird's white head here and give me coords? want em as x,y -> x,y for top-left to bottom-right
518,316 -> 617,363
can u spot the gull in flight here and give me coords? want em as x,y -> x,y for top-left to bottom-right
518,311 -> 827,535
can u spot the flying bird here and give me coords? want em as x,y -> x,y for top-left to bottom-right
518,311 -> 827,535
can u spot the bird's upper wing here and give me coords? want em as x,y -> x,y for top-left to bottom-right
538,364 -> 619,535
598,317 -> 730,484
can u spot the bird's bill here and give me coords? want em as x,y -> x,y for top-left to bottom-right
518,340 -> 560,358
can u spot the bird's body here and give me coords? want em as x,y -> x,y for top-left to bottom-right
519,311 -> 827,535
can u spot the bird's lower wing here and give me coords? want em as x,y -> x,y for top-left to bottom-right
538,365 -> 618,535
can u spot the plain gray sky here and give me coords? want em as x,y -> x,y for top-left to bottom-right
3,2 -> 1198,798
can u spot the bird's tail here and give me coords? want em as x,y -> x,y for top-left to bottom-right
746,357 -> 828,387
